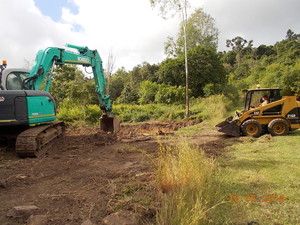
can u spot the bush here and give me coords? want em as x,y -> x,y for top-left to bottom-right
138,81 -> 159,104
85,105 -> 101,125
56,95 -> 232,125
56,98 -> 102,126
56,98 -> 84,123
155,84 -> 186,104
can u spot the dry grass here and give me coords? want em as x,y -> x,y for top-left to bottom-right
156,140 -> 219,225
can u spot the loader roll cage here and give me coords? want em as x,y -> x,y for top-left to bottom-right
243,88 -> 282,110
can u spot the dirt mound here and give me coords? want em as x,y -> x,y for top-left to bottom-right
0,119 -> 230,225
118,120 -> 200,139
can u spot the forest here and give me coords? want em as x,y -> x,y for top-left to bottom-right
1,4 -> 300,225
49,8 -> 300,124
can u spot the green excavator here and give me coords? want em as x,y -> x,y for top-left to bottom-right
0,44 -> 119,157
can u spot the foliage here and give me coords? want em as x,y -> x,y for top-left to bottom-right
138,81 -> 159,104
50,65 -> 98,105
158,46 -> 226,97
259,60 -> 300,96
109,67 -> 129,101
150,0 -> 190,19
116,82 -> 139,104
222,29 -> 300,96
56,98 -> 102,126
165,8 -> 219,57
114,95 -> 230,123
155,83 -> 186,104
116,62 -> 159,104
226,36 -> 253,68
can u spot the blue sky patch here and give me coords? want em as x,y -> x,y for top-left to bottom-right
34,0 -> 79,22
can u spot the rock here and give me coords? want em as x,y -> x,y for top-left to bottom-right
27,215 -> 48,225
0,180 -> 7,188
7,205 -> 39,219
103,210 -> 138,225
81,219 -> 94,225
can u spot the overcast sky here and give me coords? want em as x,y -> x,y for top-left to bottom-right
0,0 -> 299,71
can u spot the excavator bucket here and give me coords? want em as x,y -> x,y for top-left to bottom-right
100,114 -> 120,134
215,117 -> 241,137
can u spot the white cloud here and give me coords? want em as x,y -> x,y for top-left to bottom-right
0,0 -> 299,72
65,0 -> 180,69
200,0 -> 300,50
0,0 -> 81,68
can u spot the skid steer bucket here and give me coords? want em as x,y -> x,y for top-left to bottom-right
100,114 -> 120,133
215,117 -> 241,137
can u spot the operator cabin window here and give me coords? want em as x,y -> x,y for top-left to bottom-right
251,91 -> 269,107
6,72 -> 28,90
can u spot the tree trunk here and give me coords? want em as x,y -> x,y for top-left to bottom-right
183,0 -> 189,119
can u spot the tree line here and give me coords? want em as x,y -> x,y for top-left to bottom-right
50,8 -> 300,108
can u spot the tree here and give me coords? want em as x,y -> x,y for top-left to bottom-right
109,67 -> 128,101
116,82 -> 139,104
105,48 -> 116,94
50,65 -> 98,105
138,81 -> 159,104
256,45 -> 276,59
157,46 -> 226,97
165,8 -> 219,57
150,0 -> 190,118
226,36 -> 253,68
139,62 -> 160,83
286,29 -> 295,40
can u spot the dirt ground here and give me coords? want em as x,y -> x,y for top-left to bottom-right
0,120 -> 231,225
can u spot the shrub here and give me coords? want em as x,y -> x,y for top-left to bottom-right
138,81 -> 159,104
85,105 -> 101,125
56,95 -> 232,125
155,84 -> 185,104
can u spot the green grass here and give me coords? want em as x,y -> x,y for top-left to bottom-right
212,130 -> 300,224
56,95 -> 232,125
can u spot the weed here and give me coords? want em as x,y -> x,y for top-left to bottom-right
156,140 -> 219,225
56,95 -> 231,126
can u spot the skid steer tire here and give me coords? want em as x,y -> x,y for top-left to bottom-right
267,118 -> 289,136
241,119 -> 262,138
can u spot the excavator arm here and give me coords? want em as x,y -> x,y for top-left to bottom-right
0,44 -> 118,157
23,44 -> 112,112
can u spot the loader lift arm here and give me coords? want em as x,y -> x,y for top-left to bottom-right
22,44 -> 112,112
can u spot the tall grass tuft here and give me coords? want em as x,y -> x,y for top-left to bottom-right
190,95 -> 232,125
156,140 -> 218,225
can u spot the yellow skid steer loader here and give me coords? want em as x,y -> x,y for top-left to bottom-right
216,88 -> 300,137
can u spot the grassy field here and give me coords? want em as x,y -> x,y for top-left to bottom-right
213,130 -> 300,224
157,121 -> 300,225
56,95 -> 299,224
56,95 -> 232,125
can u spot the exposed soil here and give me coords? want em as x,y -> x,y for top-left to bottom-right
0,120 -> 232,225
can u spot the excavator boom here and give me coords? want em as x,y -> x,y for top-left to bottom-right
0,44 -> 119,157
23,44 -> 112,113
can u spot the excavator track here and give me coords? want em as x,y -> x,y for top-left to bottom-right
15,121 -> 65,157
